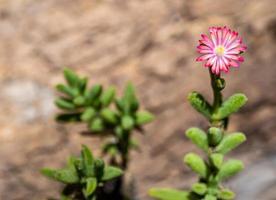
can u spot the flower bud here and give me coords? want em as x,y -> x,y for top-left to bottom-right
215,78 -> 225,90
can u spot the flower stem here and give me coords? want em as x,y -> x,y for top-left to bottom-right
209,69 -> 222,114
204,69 -> 226,195
209,69 -> 228,129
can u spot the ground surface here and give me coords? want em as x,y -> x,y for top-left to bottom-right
0,0 -> 276,199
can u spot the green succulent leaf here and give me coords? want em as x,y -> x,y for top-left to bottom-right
184,153 -> 208,178
55,98 -> 75,110
212,93 -> 248,120
41,168 -> 79,184
78,77 -> 88,93
85,84 -> 102,103
56,84 -> 78,97
73,96 -> 86,106
89,117 -> 104,132
149,188 -> 190,200
210,153 -> 224,169
187,92 -> 212,119
100,108 -> 118,124
83,177 -> 97,197
81,145 -> 94,166
208,127 -> 223,146
185,127 -> 208,152
81,108 -> 96,122
64,68 -> 79,87
123,83 -> 139,113
101,166 -> 123,181
115,99 -> 124,112
218,189 -> 236,200
135,111 -> 155,126
215,133 -> 246,154
217,159 -> 244,181
100,86 -> 116,107
192,183 -> 207,195
122,115 -> 135,131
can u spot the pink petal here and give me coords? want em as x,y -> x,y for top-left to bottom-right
196,54 -> 214,61
197,49 -> 214,54
229,60 -> 240,68
197,45 -> 212,50
201,34 -> 214,48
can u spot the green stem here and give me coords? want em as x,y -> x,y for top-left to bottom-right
209,69 -> 228,129
108,129 -> 130,200
209,69 -> 223,114
205,70 -> 225,197
119,130 -> 130,170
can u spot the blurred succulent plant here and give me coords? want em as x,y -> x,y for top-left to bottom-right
41,145 -> 123,200
55,68 -> 155,169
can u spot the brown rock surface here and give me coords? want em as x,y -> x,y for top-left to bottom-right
0,0 -> 276,199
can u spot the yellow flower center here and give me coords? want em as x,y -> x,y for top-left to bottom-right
215,46 -> 225,56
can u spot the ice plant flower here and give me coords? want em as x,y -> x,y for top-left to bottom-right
196,26 -> 247,74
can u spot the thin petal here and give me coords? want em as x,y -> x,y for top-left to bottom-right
196,54 -> 214,61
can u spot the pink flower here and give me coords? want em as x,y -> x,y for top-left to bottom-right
196,26 -> 247,75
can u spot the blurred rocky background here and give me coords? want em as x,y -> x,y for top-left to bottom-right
0,0 -> 275,199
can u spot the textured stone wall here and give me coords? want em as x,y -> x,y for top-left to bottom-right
0,0 -> 276,199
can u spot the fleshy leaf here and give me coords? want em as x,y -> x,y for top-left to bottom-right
41,168 -> 79,184
55,98 -> 75,110
115,99 -> 124,112
101,166 -> 123,181
64,68 -> 79,87
210,153 -> 224,169
89,118 -> 104,132
81,108 -> 96,122
186,127 -> 208,152
217,159 -> 244,181
218,189 -> 236,200
149,188 -> 190,200
208,127 -> 223,146
73,96 -> 86,106
100,86 -> 116,107
83,177 -> 97,197
78,77 -> 88,93
212,93 -> 248,120
100,108 -> 118,124
122,115 -> 135,131
187,92 -> 212,119
215,133 -> 246,154
135,111 -> 155,126
192,183 -> 207,195
81,145 -> 94,166
123,83 -> 139,113
56,84 -> 78,97
184,153 -> 208,178
85,85 -> 102,103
